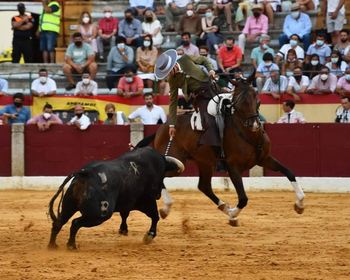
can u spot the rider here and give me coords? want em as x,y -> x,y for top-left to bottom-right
155,49 -> 220,147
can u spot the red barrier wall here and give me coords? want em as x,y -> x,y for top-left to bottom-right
25,125 -> 130,176
0,126 -> 11,176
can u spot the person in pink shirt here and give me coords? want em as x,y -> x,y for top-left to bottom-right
117,68 -> 144,98
238,4 -> 268,56
27,103 -> 63,131
336,67 -> 350,96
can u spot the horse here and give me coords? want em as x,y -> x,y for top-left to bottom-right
140,77 -> 305,225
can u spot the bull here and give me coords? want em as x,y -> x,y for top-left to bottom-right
48,146 -> 184,250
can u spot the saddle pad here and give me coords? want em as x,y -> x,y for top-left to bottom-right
190,111 -> 204,131
207,93 -> 232,117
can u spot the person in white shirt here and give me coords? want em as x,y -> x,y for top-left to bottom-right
261,70 -> 288,99
128,92 -> 167,124
68,105 -> 91,130
335,96 -> 350,123
276,34 -> 305,63
31,68 -> 57,97
74,72 -> 98,96
104,103 -> 128,125
287,66 -> 310,100
277,99 -> 306,123
322,0 -> 346,45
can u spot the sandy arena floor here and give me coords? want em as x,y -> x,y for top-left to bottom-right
0,189 -> 349,280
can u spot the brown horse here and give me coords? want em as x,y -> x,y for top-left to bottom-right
139,78 -> 305,225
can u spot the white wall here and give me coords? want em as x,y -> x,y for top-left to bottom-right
0,11 -> 16,51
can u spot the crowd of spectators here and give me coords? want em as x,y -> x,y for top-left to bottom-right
1,0 -> 350,126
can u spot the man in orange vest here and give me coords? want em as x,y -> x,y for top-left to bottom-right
11,3 -> 34,63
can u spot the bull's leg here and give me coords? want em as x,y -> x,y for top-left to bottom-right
260,156 -> 305,214
138,199 -> 159,244
119,211 -> 129,236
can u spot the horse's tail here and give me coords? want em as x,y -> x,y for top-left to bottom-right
134,133 -> 156,148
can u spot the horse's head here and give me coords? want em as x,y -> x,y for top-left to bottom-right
230,75 -> 261,132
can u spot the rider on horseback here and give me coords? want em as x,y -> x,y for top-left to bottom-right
155,49 -> 220,147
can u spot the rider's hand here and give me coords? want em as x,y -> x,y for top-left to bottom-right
208,70 -> 216,79
169,126 -> 176,138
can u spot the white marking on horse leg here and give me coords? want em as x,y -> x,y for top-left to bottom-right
218,200 -> 231,216
98,172 -> 107,184
228,207 -> 241,219
292,181 -> 305,206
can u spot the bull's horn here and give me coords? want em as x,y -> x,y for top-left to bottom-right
165,156 -> 185,173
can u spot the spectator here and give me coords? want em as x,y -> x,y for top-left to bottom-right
136,34 -> 158,89
336,67 -> 350,96
31,68 -> 57,97
276,34 -> 305,63
106,36 -> 134,90
199,46 -> 218,71
261,70 -> 288,99
256,52 -> 279,93
0,77 -> 9,96
68,105 -> 91,130
238,4 -> 268,55
325,50 -> 347,78
335,96 -> 350,123
129,0 -> 154,16
63,32 -> 97,91
213,0 -> 234,32
251,34 -> 275,69
297,0 -> 315,11
11,3 -> 34,63
0,92 -> 31,124
235,0 -> 255,30
306,33 -> 331,65
118,9 -> 143,48
303,53 -> 322,79
287,66 -> 310,100
104,103 -> 128,125
165,0 -> 191,31
200,6 -> 223,54
74,72 -> 98,96
278,3 -> 312,51
257,0 -> 281,27
217,36 -> 243,83
78,11 -> 98,54
178,3 -> 202,42
39,0 -> 61,63
128,92 -> 167,124
177,32 -> 199,56
117,68 -> 144,98
335,29 -> 350,57
97,6 -> 118,61
281,49 -> 303,78
142,9 -> 163,47
307,66 -> 337,94
27,103 -> 62,131
277,99 -> 306,123
322,0 -> 346,45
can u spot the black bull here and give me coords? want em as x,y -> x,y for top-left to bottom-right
48,147 -> 180,249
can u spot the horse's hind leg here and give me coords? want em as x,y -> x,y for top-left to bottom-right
260,156 -> 305,214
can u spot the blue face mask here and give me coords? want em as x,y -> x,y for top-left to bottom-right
316,39 -> 324,46
346,74 -> 350,81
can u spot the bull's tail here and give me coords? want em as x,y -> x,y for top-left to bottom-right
48,173 -> 76,223
134,133 -> 156,148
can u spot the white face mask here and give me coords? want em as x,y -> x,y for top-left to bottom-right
126,77 -> 133,83
143,41 -> 151,47
39,76 -> 47,84
331,57 -> 339,63
291,11 -> 300,19
117,43 -> 125,49
262,43 -> 268,49
265,61 -> 272,67
83,78 -> 90,85
316,39 -> 324,46
104,12 -> 112,18
186,10 -> 194,17
320,74 -> 328,81
290,39 -> 298,47
82,17 -> 90,24
286,71 -> 293,77
43,113 -> 51,120
311,60 -> 319,66
346,74 -> 350,81
205,12 -> 213,18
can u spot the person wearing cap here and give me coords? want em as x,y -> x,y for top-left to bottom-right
237,4 -> 268,56
118,9 -> 143,48
155,49 -> 218,146
27,103 -> 63,131
278,3 -> 312,51
11,3 -> 34,63
250,34 -> 275,69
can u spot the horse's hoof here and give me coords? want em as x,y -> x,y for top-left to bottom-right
143,232 -> 155,244
294,203 -> 304,214
159,208 -> 169,219
47,243 -> 58,250
229,218 -> 239,227
119,229 -> 128,236
66,243 -> 77,250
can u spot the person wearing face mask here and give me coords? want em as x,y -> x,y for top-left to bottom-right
97,6 -> 118,61
11,3 -> 34,63
287,66 -> 310,99
238,4 -> 268,56
177,32 -> 199,56
306,33 -> 332,65
0,92 -> 31,125
136,35 -> 158,89
141,10 -> 163,47
199,7 -> 223,54
74,72 -> 98,96
63,32 -> 97,91
27,103 -> 63,131
68,105 -> 91,130
276,34 -> 305,64
281,49 -> 303,79
118,9 -> 143,48
336,67 -> 350,96
104,103 -> 128,125
335,96 -> 350,123
78,12 -> 98,53
117,69 -> 144,98
261,70 -> 288,99
256,52 -> 280,93
199,46 -> 218,71
303,54 -> 322,79
165,0 -> 191,31
177,3 -> 202,44
307,66 -> 338,94
325,50 -> 347,78
278,3 -> 312,51
129,0 -> 155,16
251,34 -> 275,69
31,69 -> 57,97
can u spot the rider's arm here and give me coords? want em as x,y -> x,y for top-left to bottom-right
189,55 -> 214,72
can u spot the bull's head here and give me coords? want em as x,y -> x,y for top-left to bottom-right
165,156 -> 185,173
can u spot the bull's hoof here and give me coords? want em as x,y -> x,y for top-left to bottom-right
47,243 -> 58,250
119,228 -> 128,236
228,218 -> 240,227
143,232 -> 156,244
294,203 -> 304,214
159,208 -> 169,219
66,243 -> 77,250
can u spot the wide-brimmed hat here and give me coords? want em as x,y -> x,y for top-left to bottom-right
252,4 -> 263,10
155,49 -> 178,80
